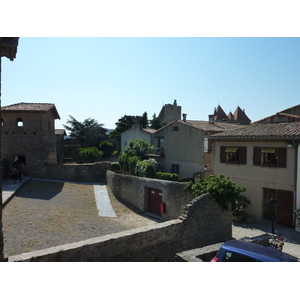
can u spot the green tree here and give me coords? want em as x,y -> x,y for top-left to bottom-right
139,111 -> 149,128
149,113 -> 165,130
63,115 -> 105,147
118,139 -> 154,174
109,115 -> 135,140
184,174 -> 246,210
123,139 -> 153,160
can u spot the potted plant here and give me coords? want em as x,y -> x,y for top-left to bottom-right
232,196 -> 250,222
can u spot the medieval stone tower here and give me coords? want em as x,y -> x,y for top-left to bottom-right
158,99 -> 182,124
1,103 -> 60,176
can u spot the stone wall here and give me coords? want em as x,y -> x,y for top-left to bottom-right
33,162 -> 111,183
106,170 -> 194,221
8,193 -> 232,262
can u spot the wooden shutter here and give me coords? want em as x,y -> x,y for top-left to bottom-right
277,147 -> 287,168
253,147 -> 261,166
220,146 -> 226,163
239,147 -> 247,164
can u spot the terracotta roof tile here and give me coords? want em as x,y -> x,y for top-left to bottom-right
1,102 -> 60,119
155,119 -> 248,134
210,122 -> 300,140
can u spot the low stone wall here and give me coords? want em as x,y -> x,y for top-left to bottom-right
8,193 -> 232,262
106,170 -> 194,221
30,162 -> 111,183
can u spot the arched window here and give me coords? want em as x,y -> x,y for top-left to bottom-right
16,118 -> 24,127
1,118 -> 4,126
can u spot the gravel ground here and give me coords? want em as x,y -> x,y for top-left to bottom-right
2,179 -> 159,258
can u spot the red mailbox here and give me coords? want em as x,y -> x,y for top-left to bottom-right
160,203 -> 165,214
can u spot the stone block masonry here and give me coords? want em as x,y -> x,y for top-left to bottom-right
9,193 -> 232,262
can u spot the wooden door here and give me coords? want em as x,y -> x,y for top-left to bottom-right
277,190 -> 294,227
263,188 -> 294,227
147,188 -> 162,215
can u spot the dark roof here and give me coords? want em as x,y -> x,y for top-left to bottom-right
155,119 -> 248,134
2,103 -> 60,119
233,106 -> 251,123
0,37 -> 19,61
210,122 -> 300,140
214,105 -> 229,121
253,104 -> 300,124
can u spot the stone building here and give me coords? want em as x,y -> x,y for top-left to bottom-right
1,102 -> 60,177
158,99 -> 182,124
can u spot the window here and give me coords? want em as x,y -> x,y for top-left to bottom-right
220,146 -> 247,164
16,118 -> 23,127
172,164 -> 179,174
225,251 -> 259,262
173,126 -> 179,131
253,147 -> 286,168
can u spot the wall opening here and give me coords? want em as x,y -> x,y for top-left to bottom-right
16,118 -> 24,127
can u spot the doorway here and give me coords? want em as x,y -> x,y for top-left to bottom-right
147,187 -> 162,216
263,188 -> 294,227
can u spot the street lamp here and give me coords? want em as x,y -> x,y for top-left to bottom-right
0,37 -> 19,261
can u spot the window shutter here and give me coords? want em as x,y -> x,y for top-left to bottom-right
239,147 -> 247,164
220,146 -> 226,163
277,147 -> 287,168
253,147 -> 261,166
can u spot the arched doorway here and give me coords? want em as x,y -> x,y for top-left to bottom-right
14,155 -> 26,165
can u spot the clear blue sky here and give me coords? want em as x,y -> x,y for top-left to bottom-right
2,37 -> 300,130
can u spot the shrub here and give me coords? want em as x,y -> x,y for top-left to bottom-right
124,139 -> 153,159
78,147 -> 103,162
99,141 -> 116,158
128,156 -> 141,175
184,174 -> 246,210
135,160 -> 156,178
156,172 -> 179,182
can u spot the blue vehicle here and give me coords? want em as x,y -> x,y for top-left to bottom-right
211,240 -> 299,262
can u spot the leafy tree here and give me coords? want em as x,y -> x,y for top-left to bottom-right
118,139 -> 153,174
109,115 -> 135,140
149,113 -> 166,130
184,174 -> 246,210
123,139 -> 153,160
139,112 -> 149,128
63,115 -> 105,147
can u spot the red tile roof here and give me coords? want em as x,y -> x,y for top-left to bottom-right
210,122 -> 300,140
155,119 -> 247,134
1,103 -> 60,119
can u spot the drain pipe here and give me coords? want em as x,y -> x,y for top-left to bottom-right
293,140 -> 299,227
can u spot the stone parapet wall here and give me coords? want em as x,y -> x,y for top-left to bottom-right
32,162 -> 111,183
9,193 -> 232,262
106,170 -> 194,221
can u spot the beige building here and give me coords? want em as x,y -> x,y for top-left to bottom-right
154,118 -> 247,179
210,122 -> 300,228
121,124 -> 156,153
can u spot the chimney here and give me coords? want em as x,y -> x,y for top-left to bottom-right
208,114 -> 214,124
182,113 -> 187,122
